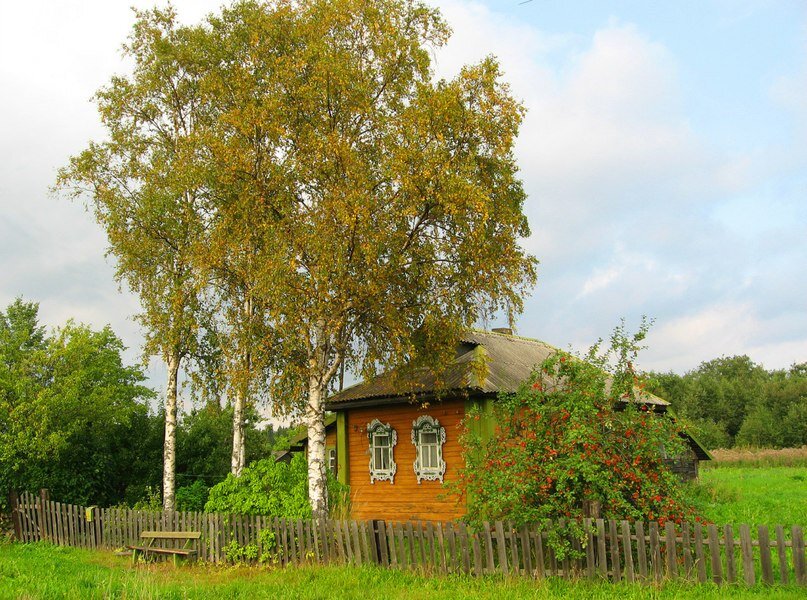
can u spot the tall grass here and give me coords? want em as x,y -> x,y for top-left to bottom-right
705,447 -> 807,468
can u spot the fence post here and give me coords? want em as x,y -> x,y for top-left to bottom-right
38,489 -> 50,543
7,491 -> 22,541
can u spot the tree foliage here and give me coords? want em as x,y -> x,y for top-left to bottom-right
55,0 -> 537,516
460,323 -> 698,541
204,454 -> 311,518
55,6 -> 214,509
195,0 -> 537,516
175,403 -> 276,486
0,299 -> 158,508
649,357 -> 807,449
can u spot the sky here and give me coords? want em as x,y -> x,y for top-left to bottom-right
1,0 -> 805,415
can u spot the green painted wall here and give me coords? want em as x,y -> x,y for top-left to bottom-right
336,411 -> 350,486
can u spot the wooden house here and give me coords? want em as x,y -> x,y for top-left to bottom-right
321,329 -> 710,522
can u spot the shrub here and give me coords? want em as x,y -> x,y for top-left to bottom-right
460,321 -> 699,541
205,453 -> 311,518
175,480 -> 210,512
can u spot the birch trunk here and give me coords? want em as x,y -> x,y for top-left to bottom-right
231,386 -> 246,476
162,351 -> 180,511
231,297 -> 253,477
306,379 -> 328,518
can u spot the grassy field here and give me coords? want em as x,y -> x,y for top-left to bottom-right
1,543 -> 805,600
693,465 -> 807,526
707,447 -> 807,468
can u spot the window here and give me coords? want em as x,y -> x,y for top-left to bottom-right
327,448 -> 337,474
367,419 -> 397,483
411,415 -> 446,483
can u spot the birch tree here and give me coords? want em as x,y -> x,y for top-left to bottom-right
201,0 -> 537,516
55,8 -> 210,511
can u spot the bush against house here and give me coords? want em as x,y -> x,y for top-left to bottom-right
460,324 -> 698,532
205,453 -> 349,519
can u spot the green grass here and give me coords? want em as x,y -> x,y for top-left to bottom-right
693,466 -> 807,526
0,543 -> 804,599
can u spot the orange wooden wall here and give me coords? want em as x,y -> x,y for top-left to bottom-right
345,399 -> 467,522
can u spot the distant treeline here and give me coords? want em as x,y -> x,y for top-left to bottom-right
0,298 -> 287,510
648,356 -> 807,450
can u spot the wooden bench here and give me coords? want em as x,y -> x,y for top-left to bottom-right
128,531 -> 201,565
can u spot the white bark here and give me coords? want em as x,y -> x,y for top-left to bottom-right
231,297 -> 252,477
231,386 -> 246,476
306,379 -> 327,518
162,351 -> 180,511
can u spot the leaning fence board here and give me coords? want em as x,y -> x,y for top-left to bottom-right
519,525 -> 532,576
721,524 -> 735,583
609,520 -> 621,581
792,526 -> 805,585
650,522 -> 664,582
481,522 -> 493,575
445,522 -> 457,573
775,525 -> 789,585
693,522 -> 707,583
471,529 -> 483,576
621,520 -> 635,583
739,524 -> 754,586
404,522 -> 415,569
458,522 -> 471,574
494,521 -> 508,575
708,524 -> 724,585
584,519 -> 595,580
506,522 -> 519,576
425,522 -> 436,569
664,521 -> 677,580
531,524 -> 545,580
596,519 -> 608,578
350,521 -> 367,564
759,525 -> 774,585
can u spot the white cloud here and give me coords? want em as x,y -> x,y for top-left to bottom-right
643,303 -> 807,372
432,1 -> 806,372
0,0 -> 804,417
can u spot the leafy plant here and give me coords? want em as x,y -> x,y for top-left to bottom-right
459,321 -> 700,556
175,480 -> 210,512
130,486 -> 162,511
205,454 -> 311,518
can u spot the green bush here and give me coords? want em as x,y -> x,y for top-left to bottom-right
205,453 -> 311,518
460,321 -> 699,550
175,480 -> 209,512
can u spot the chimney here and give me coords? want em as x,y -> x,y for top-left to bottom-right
491,327 -> 513,335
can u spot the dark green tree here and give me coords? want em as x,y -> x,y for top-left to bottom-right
0,299 -> 159,507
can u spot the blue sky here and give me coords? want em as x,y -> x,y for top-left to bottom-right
1,0 -> 805,415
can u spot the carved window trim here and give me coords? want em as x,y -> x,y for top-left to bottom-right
367,419 -> 397,484
411,415 -> 447,484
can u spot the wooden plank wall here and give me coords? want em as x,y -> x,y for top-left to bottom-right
10,492 -> 807,586
346,400 -> 467,522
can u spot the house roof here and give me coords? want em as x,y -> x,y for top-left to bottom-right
322,330 -> 710,461
324,330 -> 669,409
287,413 -> 337,451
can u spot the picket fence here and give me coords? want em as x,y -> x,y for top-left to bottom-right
9,491 -> 806,587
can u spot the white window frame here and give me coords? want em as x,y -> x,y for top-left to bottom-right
367,419 -> 397,484
327,448 -> 337,474
411,415 -> 447,484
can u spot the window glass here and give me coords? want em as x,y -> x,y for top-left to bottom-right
367,419 -> 397,483
411,415 -> 446,483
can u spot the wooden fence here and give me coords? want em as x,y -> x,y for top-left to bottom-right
10,491 -> 806,587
